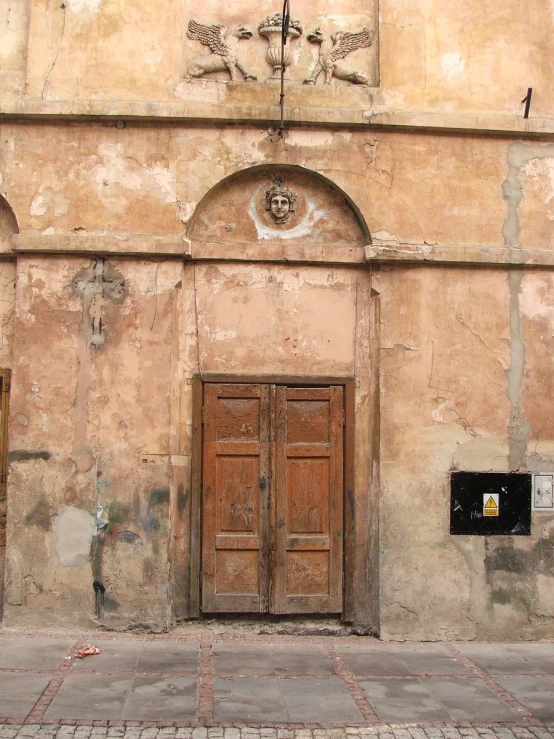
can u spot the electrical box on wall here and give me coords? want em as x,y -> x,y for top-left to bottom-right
450,472 -> 531,535
533,474 -> 554,511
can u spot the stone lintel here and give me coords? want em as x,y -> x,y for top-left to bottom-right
0,96 -> 553,138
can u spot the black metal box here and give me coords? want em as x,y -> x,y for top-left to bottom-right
450,471 -> 531,535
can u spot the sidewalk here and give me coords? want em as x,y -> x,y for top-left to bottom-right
0,631 -> 553,735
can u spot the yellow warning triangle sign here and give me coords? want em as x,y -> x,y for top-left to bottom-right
484,496 -> 498,510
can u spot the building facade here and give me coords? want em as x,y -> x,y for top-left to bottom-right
0,0 -> 553,639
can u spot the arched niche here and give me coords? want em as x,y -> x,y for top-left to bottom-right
0,196 -> 19,235
188,165 -> 370,248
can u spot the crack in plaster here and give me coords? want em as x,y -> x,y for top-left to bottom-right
41,3 -> 67,99
455,314 -> 508,370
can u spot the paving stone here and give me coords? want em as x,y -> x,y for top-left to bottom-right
175,731 -> 193,739
192,730 -> 208,739
530,731 -> 554,739
224,730 -> 241,739
392,731 -> 412,739
408,730 -> 428,739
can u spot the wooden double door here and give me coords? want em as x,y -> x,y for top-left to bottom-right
201,383 -> 344,614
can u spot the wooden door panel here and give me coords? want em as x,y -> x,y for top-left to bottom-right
202,383 -> 270,613
203,382 -> 343,616
273,386 -> 344,614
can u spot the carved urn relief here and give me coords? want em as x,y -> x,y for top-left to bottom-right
258,13 -> 303,82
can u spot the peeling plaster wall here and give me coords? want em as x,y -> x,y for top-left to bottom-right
0,124 -> 515,247
4,257 -> 181,630
1,120 -> 554,637
375,265 -> 554,640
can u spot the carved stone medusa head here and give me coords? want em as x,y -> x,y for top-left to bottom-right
265,184 -> 297,223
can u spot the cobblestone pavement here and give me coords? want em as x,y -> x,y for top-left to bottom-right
0,727 -> 554,739
1,633 -> 553,731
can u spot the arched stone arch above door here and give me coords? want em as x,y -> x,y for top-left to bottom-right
187,165 -> 370,262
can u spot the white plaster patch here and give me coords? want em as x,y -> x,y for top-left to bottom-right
178,202 -> 196,224
52,506 -> 96,567
54,194 -> 69,216
30,195 -> 47,217
373,230 -> 399,243
66,0 -> 101,12
93,145 -> 179,208
521,157 -> 554,205
93,144 -> 143,195
441,52 -> 466,82
150,167 -> 177,204
286,131 -> 334,148
431,400 -> 448,423
519,276 -> 554,319
212,328 -> 238,341
248,192 -> 326,241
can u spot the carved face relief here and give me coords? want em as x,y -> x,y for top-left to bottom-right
265,184 -> 297,224
270,195 -> 291,222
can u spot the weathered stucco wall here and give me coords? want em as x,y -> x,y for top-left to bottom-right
0,115 -> 554,637
4,0 -> 549,117
0,124 -> 549,250
4,257 -> 182,629
375,265 -> 554,640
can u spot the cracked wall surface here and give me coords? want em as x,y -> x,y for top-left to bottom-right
0,120 -> 554,636
4,257 -> 181,630
375,264 -> 554,640
0,124 -> 515,246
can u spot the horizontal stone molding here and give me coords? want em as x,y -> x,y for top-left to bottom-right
2,234 -> 554,267
1,96 -> 553,137
366,243 -> 554,267
10,233 -> 191,257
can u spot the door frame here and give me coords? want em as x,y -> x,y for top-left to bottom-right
189,374 -> 356,620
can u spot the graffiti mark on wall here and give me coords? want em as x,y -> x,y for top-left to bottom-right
230,496 -> 254,527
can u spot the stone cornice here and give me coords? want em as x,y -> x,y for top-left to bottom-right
0,96 -> 553,138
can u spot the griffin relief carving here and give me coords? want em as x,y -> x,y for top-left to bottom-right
304,27 -> 373,86
185,20 -> 257,82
